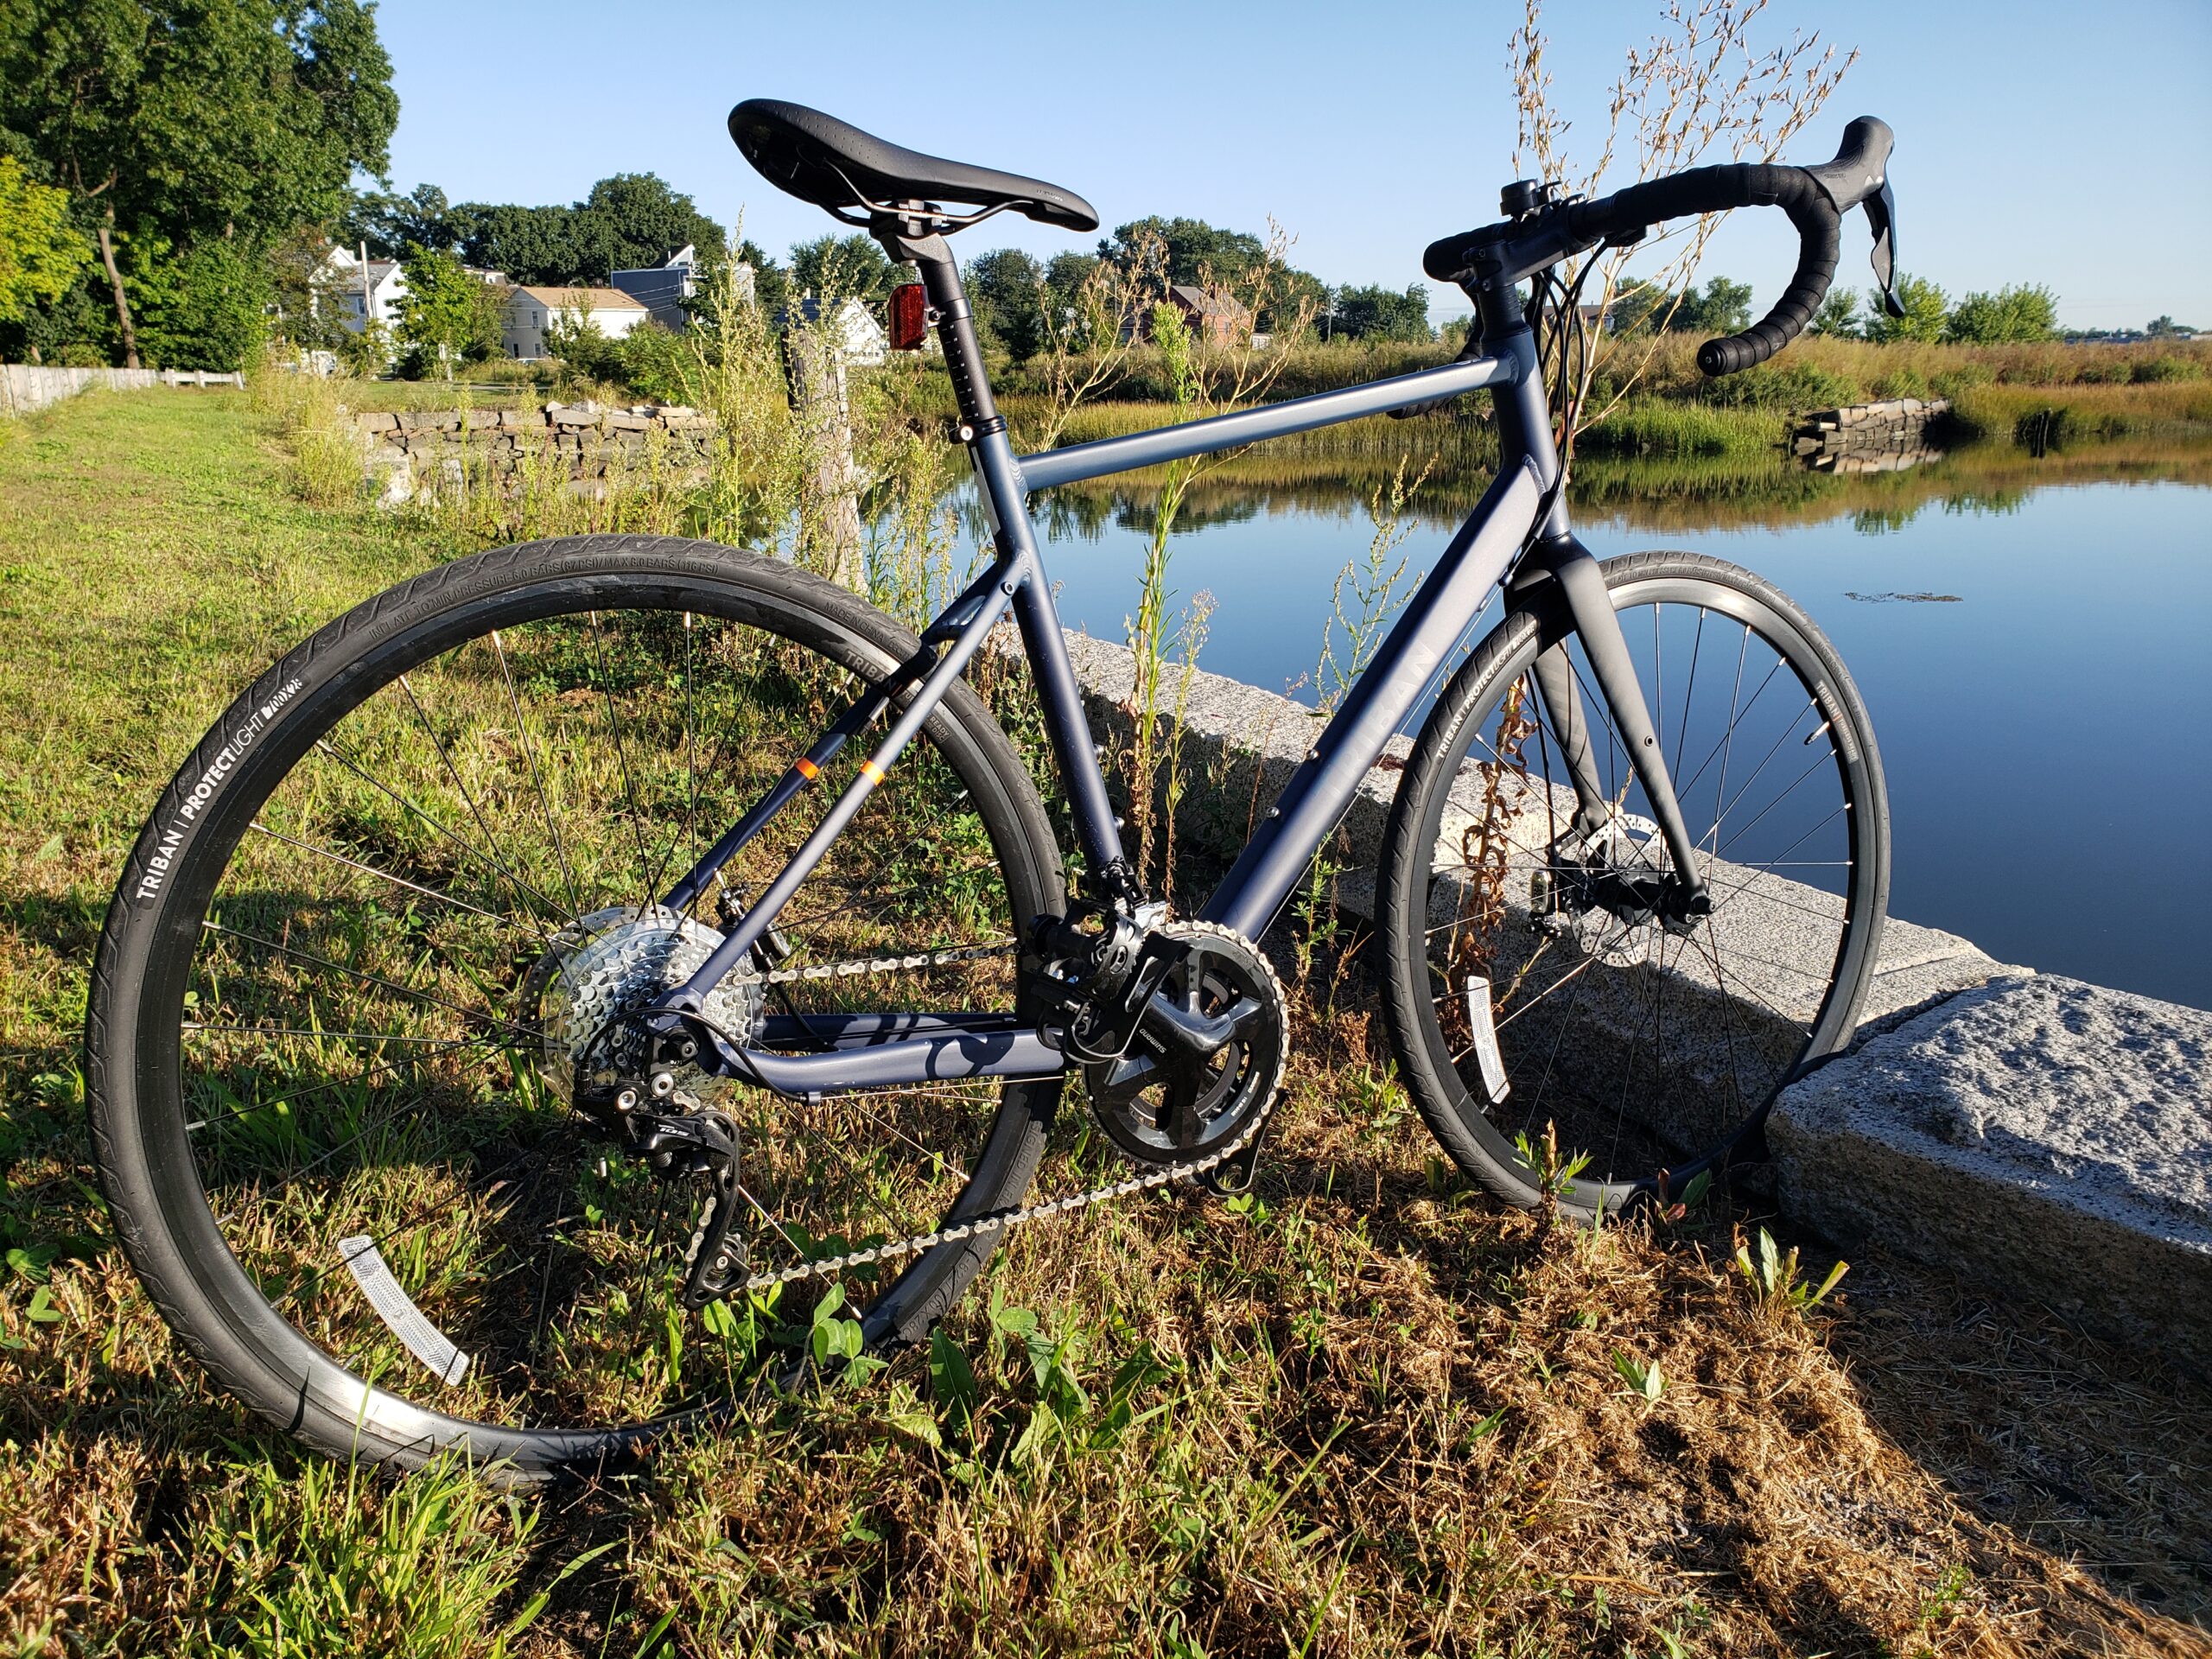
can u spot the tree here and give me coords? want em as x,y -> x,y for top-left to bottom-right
340,183 -> 456,258
1328,283 -> 1432,342
788,233 -> 899,307
1944,283 -> 2057,344
1863,273 -> 1948,343
1668,275 -> 1753,335
393,244 -> 501,377
126,233 -> 268,368
0,155 -> 87,325
1810,287 -> 1859,337
966,247 -> 1046,358
569,173 -> 723,282
1098,215 -> 1327,333
455,203 -> 579,287
0,0 -> 398,364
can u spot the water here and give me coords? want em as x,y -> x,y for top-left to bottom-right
1022,464 -> 2212,1009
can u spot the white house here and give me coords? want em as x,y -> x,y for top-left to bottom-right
610,245 -> 698,330
501,285 -> 652,361
319,245 -> 506,339
779,296 -> 888,366
321,246 -> 407,334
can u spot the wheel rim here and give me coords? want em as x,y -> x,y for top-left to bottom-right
1408,572 -> 1879,1207
149,584 -> 1047,1437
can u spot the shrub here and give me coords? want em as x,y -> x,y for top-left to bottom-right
1694,359 -> 1862,410
2130,354 -> 2201,384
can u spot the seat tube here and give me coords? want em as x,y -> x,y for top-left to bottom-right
905,233 -> 1130,886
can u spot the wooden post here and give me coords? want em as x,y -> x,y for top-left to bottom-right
783,313 -> 866,594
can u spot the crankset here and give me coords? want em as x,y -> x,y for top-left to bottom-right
1073,920 -> 1288,1169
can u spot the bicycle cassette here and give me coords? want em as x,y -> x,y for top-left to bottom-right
1082,920 -> 1287,1166
522,905 -> 763,1109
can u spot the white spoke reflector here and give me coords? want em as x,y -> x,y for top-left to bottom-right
1464,976 -> 1510,1103
339,1236 -> 472,1386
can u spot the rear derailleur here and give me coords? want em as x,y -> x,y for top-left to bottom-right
580,1039 -> 750,1310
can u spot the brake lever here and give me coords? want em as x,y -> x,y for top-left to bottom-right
1866,179 -> 1904,319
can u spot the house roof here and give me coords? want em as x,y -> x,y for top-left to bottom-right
1168,283 -> 1251,320
511,285 -> 649,312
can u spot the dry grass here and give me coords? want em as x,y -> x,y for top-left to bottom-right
0,385 -> 2206,1657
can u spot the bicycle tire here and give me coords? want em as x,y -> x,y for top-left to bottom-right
1377,550 -> 1888,1217
87,534 -> 1064,1476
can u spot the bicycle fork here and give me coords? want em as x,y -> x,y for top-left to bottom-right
1511,535 -> 1713,925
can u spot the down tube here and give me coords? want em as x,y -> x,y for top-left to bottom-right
1202,459 -> 1545,942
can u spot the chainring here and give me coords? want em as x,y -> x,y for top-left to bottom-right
521,905 -> 764,1109
1083,920 -> 1287,1166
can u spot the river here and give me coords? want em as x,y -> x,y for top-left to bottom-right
1007,442 -> 2212,1007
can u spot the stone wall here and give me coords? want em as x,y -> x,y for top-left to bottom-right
353,401 -> 715,501
2,365 -> 243,417
1791,397 -> 1950,472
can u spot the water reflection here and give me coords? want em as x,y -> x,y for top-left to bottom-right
1012,437 -> 2212,1007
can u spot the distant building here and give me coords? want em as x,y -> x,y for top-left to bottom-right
778,296 -> 887,366
1165,283 -> 1253,346
501,285 -> 652,361
321,247 -> 408,334
610,245 -> 699,330
319,245 -> 505,340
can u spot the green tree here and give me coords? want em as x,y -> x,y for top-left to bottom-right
789,233 -> 899,307
1328,283 -> 1432,342
569,173 -> 723,281
340,182 -> 456,258
1810,288 -> 1859,337
1864,273 -> 1948,343
965,247 -> 1046,358
1669,275 -> 1754,335
0,0 -> 397,364
0,154 -> 87,325
1944,283 -> 2057,344
393,244 -> 501,377
1098,215 -> 1326,333
454,203 -> 579,287
125,232 -> 269,368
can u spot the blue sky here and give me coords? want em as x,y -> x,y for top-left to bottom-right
373,0 -> 2210,330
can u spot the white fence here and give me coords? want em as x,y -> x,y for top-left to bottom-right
1,365 -> 245,418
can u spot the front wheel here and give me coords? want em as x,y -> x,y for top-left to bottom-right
1377,551 -> 1888,1218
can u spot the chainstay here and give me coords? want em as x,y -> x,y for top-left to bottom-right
727,918 -> 1291,1297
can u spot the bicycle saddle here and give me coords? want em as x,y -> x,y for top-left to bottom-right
728,99 -> 1099,233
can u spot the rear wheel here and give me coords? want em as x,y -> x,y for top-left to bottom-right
87,535 -> 1063,1475
1377,551 -> 1887,1217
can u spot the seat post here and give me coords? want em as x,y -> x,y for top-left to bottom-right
888,231 -> 1002,437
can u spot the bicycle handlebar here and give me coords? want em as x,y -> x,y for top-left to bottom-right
1424,117 -> 1897,378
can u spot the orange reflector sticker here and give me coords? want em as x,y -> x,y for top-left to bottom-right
793,756 -> 819,780
860,760 -> 886,785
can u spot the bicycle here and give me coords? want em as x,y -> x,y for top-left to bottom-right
87,99 -> 1904,1475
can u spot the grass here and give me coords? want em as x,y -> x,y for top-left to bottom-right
1,389 -> 2208,1655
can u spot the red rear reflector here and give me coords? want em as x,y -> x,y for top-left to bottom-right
888,283 -> 927,351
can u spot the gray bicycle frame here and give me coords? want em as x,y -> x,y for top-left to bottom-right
652,255 -> 1709,1098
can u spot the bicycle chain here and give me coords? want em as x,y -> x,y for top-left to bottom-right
699,922 -> 1289,1297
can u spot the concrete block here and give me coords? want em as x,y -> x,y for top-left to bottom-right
1771,975 -> 2212,1365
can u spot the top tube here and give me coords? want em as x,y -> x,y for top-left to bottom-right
1014,352 -> 1516,493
